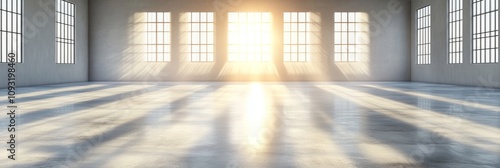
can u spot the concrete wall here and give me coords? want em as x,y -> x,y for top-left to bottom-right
411,0 -> 500,88
0,0 -> 88,88
89,0 -> 411,82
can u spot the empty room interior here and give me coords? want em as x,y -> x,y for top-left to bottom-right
1,0 -> 500,167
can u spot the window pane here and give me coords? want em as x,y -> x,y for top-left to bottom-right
416,6 -> 432,65
228,12 -> 272,62
56,0 -> 75,64
284,12 -> 312,62
448,0 -> 463,64
189,12 -> 215,62
333,12 -> 368,62
145,12 -> 171,62
1,0 -> 22,63
472,0 -> 499,64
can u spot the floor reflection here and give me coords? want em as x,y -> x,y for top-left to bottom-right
1,82 -> 499,168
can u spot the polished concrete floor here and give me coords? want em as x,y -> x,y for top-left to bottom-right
1,82 -> 499,168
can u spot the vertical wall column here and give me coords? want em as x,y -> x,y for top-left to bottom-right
462,0 -> 472,63
215,12 -> 228,64
171,11 -> 180,62
272,11 -> 284,64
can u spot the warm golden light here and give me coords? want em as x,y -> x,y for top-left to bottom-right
228,12 -> 272,62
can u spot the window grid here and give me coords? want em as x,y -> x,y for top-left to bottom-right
284,12 -> 311,62
146,12 -> 171,62
417,6 -> 431,65
472,0 -> 499,64
333,12 -> 365,62
0,0 -> 22,63
449,0 -> 463,64
189,12 -> 214,62
56,0 -> 75,64
228,12 -> 272,62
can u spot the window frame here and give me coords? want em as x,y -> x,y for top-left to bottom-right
448,0 -> 463,64
189,12 -> 215,62
284,12 -> 311,62
0,0 -> 23,63
416,5 -> 432,65
227,12 -> 272,62
333,12 -> 367,63
471,0 -> 499,64
56,0 -> 76,64
146,12 -> 171,62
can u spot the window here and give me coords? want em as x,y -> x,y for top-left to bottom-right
56,0 -> 75,64
333,12 -> 367,62
284,12 -> 311,62
146,12 -> 171,62
472,0 -> 498,64
417,6 -> 431,65
449,0 -> 463,64
189,12 -> 214,62
228,12 -> 272,62
1,0 -> 22,63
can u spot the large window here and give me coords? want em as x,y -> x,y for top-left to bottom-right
449,0 -> 463,64
1,0 -> 22,63
228,12 -> 272,62
56,0 -> 75,64
146,12 -> 171,62
472,0 -> 499,64
417,6 -> 431,65
284,12 -> 311,62
189,12 -> 214,62
333,12 -> 367,62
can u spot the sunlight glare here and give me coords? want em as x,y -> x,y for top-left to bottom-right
245,83 -> 268,149
228,12 -> 272,62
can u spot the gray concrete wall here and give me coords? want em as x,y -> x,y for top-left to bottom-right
0,0 -> 89,88
89,0 -> 411,82
411,0 -> 500,88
